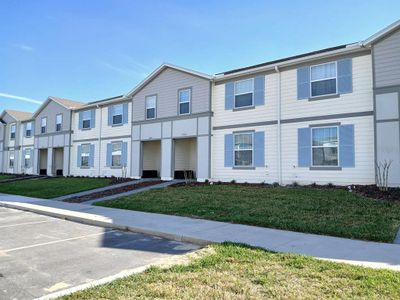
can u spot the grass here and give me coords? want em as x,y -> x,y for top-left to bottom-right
96,184 -> 400,242
61,243 -> 400,299
0,177 -> 112,198
0,174 -> 16,180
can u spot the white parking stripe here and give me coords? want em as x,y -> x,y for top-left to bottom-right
4,230 -> 113,253
0,220 -> 56,229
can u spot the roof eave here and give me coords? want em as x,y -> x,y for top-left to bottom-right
362,20 -> 400,47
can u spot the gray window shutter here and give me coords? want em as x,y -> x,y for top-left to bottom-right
225,82 -> 234,110
22,149 -> 26,168
298,128 -> 311,167
106,143 -> 112,167
337,58 -> 352,94
254,131 -> 265,167
254,76 -> 265,106
89,144 -> 95,167
31,123 -> 34,136
297,66 -> 310,100
108,106 -> 114,126
29,149 -> 33,168
90,110 -> 96,129
77,145 -> 82,167
339,124 -> 355,167
224,134 -> 233,167
121,142 -> 128,167
79,112 -> 83,129
122,103 -> 128,124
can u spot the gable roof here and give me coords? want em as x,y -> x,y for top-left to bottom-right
33,96 -> 84,118
0,109 -> 33,122
362,19 -> 400,46
124,63 -> 213,98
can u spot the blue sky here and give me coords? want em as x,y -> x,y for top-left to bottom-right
1,0 -> 399,112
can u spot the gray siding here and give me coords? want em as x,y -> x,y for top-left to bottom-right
373,28 -> 400,88
132,68 -> 210,121
0,124 -> 4,141
2,113 -> 17,148
35,101 -> 71,135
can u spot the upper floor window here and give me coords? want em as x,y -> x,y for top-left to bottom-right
311,126 -> 338,166
56,114 -> 63,132
25,122 -> 32,137
234,132 -> 253,167
10,124 -> 16,139
112,104 -> 123,125
178,88 -> 191,115
80,144 -> 90,167
41,117 -> 47,134
111,142 -> 122,167
145,95 -> 156,119
9,151 -> 15,168
81,110 -> 91,129
234,78 -> 254,108
310,62 -> 337,97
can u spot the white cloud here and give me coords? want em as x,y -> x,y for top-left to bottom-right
12,43 -> 34,52
0,92 -> 42,105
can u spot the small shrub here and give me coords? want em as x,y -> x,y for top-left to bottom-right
272,182 -> 280,187
230,179 -> 236,184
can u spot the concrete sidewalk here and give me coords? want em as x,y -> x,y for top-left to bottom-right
0,193 -> 399,272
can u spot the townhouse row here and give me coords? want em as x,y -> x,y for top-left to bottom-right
1,21 -> 399,186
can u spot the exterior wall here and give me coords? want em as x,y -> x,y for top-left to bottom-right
0,124 -> 4,172
212,52 -> 375,185
1,113 -> 20,174
174,138 -> 197,171
35,101 -> 71,135
70,140 -> 100,177
373,29 -> 400,186
142,141 -> 161,173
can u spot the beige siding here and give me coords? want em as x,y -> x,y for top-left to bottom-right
174,138 -> 197,171
132,68 -> 210,121
35,101 -> 70,135
142,141 -> 161,172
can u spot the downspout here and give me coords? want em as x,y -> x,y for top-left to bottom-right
275,66 -> 282,185
97,105 -> 102,177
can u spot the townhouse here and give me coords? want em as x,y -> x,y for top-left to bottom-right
0,20 -> 399,186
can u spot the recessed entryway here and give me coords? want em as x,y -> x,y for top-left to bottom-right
142,140 -> 161,178
39,149 -> 48,175
53,147 -> 64,176
174,138 -> 197,179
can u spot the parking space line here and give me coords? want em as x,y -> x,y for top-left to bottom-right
4,230 -> 114,253
0,220 -> 57,229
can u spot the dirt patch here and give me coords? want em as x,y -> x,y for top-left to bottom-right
64,180 -> 163,203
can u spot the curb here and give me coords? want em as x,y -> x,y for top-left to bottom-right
0,202 -> 211,247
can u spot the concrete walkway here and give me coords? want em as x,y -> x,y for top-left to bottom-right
0,193 -> 399,272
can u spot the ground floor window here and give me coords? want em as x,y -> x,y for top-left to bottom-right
112,142 -> 122,167
80,144 -> 90,167
234,132 -> 253,167
311,126 -> 338,166
24,149 -> 31,168
9,151 -> 15,168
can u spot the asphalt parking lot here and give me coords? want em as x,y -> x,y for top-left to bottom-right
0,207 -> 199,300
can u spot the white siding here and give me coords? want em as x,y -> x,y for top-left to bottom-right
70,141 -> 100,177
101,103 -> 132,138
71,109 -> 101,141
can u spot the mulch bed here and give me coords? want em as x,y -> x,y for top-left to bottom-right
64,180 -> 163,203
170,181 -> 400,202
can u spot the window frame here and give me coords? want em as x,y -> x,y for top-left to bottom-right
145,95 -> 157,120
24,148 -> 31,169
10,123 -> 16,139
81,110 -> 91,129
309,61 -> 338,98
9,150 -> 15,168
25,122 -> 32,137
112,104 -> 123,125
233,132 -> 254,168
80,144 -> 90,168
56,114 -> 63,132
311,126 -> 340,167
111,141 -> 122,167
178,88 -> 191,115
41,117 -> 47,134
234,78 -> 254,109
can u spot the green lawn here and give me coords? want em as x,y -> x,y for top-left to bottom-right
0,174 -> 16,180
96,184 -> 400,242
0,177 -> 112,199
61,243 -> 400,299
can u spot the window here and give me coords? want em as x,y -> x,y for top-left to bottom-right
56,114 -> 63,132
24,149 -> 31,168
179,89 -> 191,115
82,110 -> 91,129
80,144 -> 90,167
9,151 -> 14,168
10,124 -> 16,139
41,117 -> 47,134
234,133 -> 253,167
311,127 -> 339,166
26,122 -> 32,137
112,104 -> 123,125
111,142 -> 122,167
234,79 -> 254,108
310,62 -> 337,97
145,95 -> 156,119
